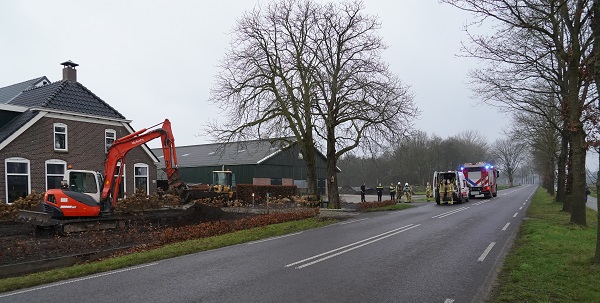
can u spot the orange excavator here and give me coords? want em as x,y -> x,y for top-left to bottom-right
19,119 -> 190,233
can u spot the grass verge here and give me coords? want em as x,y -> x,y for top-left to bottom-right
0,217 -> 335,293
488,188 -> 600,302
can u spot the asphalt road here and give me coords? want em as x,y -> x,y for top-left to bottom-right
0,185 -> 537,303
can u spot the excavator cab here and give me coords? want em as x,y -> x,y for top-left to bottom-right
60,170 -> 103,205
212,171 -> 235,199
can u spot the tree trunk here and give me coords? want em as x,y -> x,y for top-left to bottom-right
297,138 -> 319,201
596,153 -> 600,262
563,142 -> 574,212
547,157 -> 556,196
326,126 -> 340,209
569,129 -> 587,226
556,135 -> 568,205
590,0 -> 600,262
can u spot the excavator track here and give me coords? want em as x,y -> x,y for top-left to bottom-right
18,209 -> 127,235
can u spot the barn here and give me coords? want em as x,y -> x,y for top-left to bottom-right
152,138 -> 331,195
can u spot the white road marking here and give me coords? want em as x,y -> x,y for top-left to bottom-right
502,222 -> 510,231
339,218 -> 368,225
513,213 -> 518,218
247,232 -> 303,244
286,224 -> 420,269
519,206 -> 523,210
444,299 -> 455,303
478,242 -> 496,262
432,207 -> 469,218
0,263 -> 159,298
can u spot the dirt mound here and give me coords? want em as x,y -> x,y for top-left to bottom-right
176,203 -> 227,226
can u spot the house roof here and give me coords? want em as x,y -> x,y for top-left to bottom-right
152,138 -> 300,168
7,80 -> 125,119
0,77 -> 49,104
0,109 -> 40,144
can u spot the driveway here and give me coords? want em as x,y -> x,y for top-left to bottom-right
587,196 -> 597,211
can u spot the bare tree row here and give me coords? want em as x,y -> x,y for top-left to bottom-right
442,0 -> 600,261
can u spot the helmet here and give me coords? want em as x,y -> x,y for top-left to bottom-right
398,182 -> 401,185
405,183 -> 408,186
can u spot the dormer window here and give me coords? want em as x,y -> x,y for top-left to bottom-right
53,123 -> 67,151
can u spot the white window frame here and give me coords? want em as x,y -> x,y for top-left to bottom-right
5,157 -> 31,204
105,129 -> 116,153
134,163 -> 149,194
53,123 -> 68,151
45,159 -> 67,191
114,162 -> 126,199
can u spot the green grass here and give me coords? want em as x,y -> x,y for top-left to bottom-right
0,218 -> 335,293
488,188 -> 600,303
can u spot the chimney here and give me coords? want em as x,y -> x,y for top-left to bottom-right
61,60 -> 79,82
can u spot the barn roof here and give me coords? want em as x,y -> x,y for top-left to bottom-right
152,138 -> 321,168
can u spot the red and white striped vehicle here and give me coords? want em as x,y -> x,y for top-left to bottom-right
461,162 -> 499,199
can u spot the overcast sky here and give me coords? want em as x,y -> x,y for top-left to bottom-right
1,0 -> 597,169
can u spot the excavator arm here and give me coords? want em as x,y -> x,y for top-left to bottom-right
102,119 -> 184,209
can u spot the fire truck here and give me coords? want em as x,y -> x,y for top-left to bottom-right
461,162 -> 499,199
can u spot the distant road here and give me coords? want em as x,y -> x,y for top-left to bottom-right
588,196 -> 597,211
1,186 -> 537,303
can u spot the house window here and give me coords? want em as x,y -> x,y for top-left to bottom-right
134,163 -> 149,194
113,162 -> 126,198
105,129 -> 116,153
5,157 -> 30,203
54,123 -> 67,151
46,160 -> 66,190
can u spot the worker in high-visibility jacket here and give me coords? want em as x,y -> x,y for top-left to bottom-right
389,183 -> 396,202
425,182 -> 432,202
445,179 -> 454,205
439,179 -> 446,202
404,183 -> 412,203
396,182 -> 402,203
376,183 -> 384,202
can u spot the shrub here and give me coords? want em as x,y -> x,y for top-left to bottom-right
0,191 -> 44,221
237,184 -> 297,203
115,189 -> 162,215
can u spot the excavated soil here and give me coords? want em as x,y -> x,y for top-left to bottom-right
0,204 -> 254,269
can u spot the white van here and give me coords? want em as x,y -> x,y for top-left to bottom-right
432,171 -> 470,204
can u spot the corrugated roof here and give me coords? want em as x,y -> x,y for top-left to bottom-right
8,80 -> 125,119
152,138 -> 296,168
0,77 -> 48,104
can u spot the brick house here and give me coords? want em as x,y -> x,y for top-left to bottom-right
0,61 -> 158,203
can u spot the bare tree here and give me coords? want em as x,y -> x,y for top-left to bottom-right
442,0 -> 596,225
510,105 -> 561,195
490,137 -> 528,186
209,0 -> 417,207
309,1 -> 418,208
588,0 -> 600,262
209,0 -> 326,199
